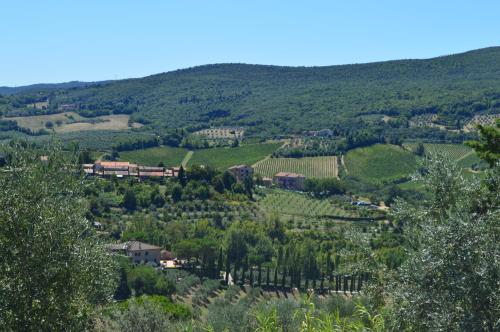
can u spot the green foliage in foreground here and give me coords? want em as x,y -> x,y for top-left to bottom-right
95,295 -> 191,332
119,146 -> 188,167
97,291 -> 384,332
344,144 -> 418,184
466,119 -> 500,167
188,143 -> 281,169
0,145 -> 117,331
387,157 -> 500,331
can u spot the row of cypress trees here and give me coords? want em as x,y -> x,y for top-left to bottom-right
193,248 -> 368,293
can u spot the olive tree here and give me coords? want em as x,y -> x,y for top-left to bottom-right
0,144 -> 117,331
389,156 -> 499,331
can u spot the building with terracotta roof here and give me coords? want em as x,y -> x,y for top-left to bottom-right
261,177 -> 273,187
94,161 -> 136,177
138,166 -> 165,178
273,172 -> 306,191
84,161 -> 177,179
107,241 -> 162,265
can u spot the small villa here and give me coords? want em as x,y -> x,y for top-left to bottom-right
107,241 -> 162,265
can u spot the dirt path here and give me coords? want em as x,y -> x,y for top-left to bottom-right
251,140 -> 286,168
252,155 -> 270,168
334,156 -> 340,179
341,155 -> 348,175
455,150 -> 475,162
181,150 -> 194,167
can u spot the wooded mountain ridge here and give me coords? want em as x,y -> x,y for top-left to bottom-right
2,47 -> 500,136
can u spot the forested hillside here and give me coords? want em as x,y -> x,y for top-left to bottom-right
1,47 -> 500,138
0,81 -> 106,95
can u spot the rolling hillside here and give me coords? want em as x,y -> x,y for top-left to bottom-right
0,81 -> 107,95
2,47 -> 500,138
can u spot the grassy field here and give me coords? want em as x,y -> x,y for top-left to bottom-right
119,146 -> 189,167
254,156 -> 338,178
188,143 -> 280,170
9,112 -> 84,131
56,115 -> 139,133
7,112 -> 141,133
344,144 -> 418,184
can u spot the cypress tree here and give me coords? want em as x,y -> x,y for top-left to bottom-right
241,258 -> 247,285
249,265 -> 254,287
281,266 -> 286,289
274,266 -> 278,290
114,267 -> 131,300
312,276 -> 317,290
225,252 -> 230,285
266,266 -> 270,287
305,276 -> 309,290
207,257 -> 215,279
297,269 -> 301,289
320,273 -> 324,293
327,254 -> 334,291
233,263 -> 238,285
258,264 -> 262,287
217,248 -> 223,279
178,165 -> 187,187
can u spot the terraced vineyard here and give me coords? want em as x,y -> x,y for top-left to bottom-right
403,143 -> 481,168
253,156 -> 338,178
404,143 -> 469,159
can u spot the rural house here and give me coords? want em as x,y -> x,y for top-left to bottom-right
94,161 -> 135,178
273,172 -> 306,191
82,164 -> 94,175
228,164 -> 253,182
107,241 -> 162,265
138,166 -> 165,178
261,176 -> 273,187
194,126 -> 245,139
165,166 -> 181,177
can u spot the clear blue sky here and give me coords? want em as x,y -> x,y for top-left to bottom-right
1,0 -> 499,86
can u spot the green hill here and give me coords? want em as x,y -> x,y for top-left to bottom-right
2,47 -> 500,139
344,144 -> 419,184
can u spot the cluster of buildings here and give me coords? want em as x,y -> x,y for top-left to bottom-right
228,164 -> 306,191
83,161 -> 180,179
194,127 -> 245,139
82,159 -> 306,190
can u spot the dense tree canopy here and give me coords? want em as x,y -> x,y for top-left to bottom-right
389,157 -> 499,331
0,145 -> 117,331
